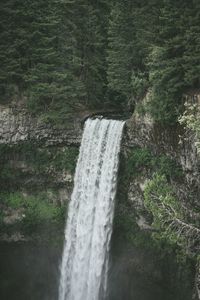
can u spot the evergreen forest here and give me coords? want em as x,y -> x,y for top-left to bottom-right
0,0 -> 200,123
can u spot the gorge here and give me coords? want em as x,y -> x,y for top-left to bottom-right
0,1 -> 200,298
0,95 -> 199,299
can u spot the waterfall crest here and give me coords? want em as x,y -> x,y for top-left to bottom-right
59,118 -> 124,300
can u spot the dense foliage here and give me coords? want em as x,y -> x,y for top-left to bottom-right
0,144 -> 78,190
179,101 -> 200,154
114,147 -> 182,246
1,192 -> 65,228
144,174 -> 200,256
116,147 -> 200,260
0,0 -> 199,123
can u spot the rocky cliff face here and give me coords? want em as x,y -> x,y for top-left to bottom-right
0,103 -> 82,146
0,98 -> 199,232
0,103 -> 83,242
125,112 -> 200,224
123,93 -> 200,300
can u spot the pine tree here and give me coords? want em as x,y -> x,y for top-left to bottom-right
0,0 -> 33,100
0,0 -> 199,123
107,0 -> 153,108
26,0 -> 86,120
107,0 -> 134,107
182,0 -> 200,88
147,0 -> 186,123
71,0 -> 109,108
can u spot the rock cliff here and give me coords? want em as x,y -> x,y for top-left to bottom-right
0,96 -> 199,298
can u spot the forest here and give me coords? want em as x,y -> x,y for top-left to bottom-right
0,1 -> 200,299
0,0 -> 199,124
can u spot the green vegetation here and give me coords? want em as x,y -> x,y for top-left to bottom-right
113,203 -> 155,250
1,191 -> 66,229
144,174 -> 185,246
114,148 -> 181,248
52,147 -> 79,172
0,0 -> 199,123
15,144 -> 79,173
114,147 -> 198,261
0,143 -> 78,190
119,147 -> 199,259
179,101 -> 200,154
0,0 -> 109,123
0,143 -> 76,234
144,174 -> 200,258
125,147 -> 182,179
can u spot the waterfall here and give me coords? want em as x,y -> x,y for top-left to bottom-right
58,118 -> 124,300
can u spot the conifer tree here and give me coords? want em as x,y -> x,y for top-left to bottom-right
107,0 -> 134,106
182,0 -> 200,88
26,0 -> 86,120
107,0 -> 151,108
147,0 -> 186,123
71,0 -> 109,107
0,0 -> 200,123
0,0 -> 32,100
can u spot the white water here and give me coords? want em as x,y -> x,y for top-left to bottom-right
58,118 -> 124,300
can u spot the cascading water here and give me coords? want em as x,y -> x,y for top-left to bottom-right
58,118 -> 124,300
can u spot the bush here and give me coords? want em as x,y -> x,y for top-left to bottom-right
126,147 -> 182,179
179,102 -> 200,154
52,147 -> 79,173
2,192 -> 66,229
144,173 -> 200,257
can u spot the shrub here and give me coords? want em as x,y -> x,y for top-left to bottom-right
2,192 -> 66,229
126,147 -> 182,179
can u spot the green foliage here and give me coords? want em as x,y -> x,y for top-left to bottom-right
143,173 -> 188,258
0,0 -> 109,120
126,147 -> 182,179
126,147 -> 152,176
0,210 -> 4,228
0,144 -> 78,191
146,1 -> 185,123
113,205 -> 154,248
52,147 -> 79,172
0,143 -> 78,173
22,195 -> 65,228
107,0 -> 200,122
2,192 -> 66,228
115,212 -> 159,250
182,3 -> 200,88
107,0 -> 150,108
113,174 -> 156,249
0,0 -> 200,122
3,192 -> 24,209
144,173 -> 200,257
131,71 -> 149,100
107,1 -> 134,106
24,145 -> 79,173
179,102 -> 200,154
